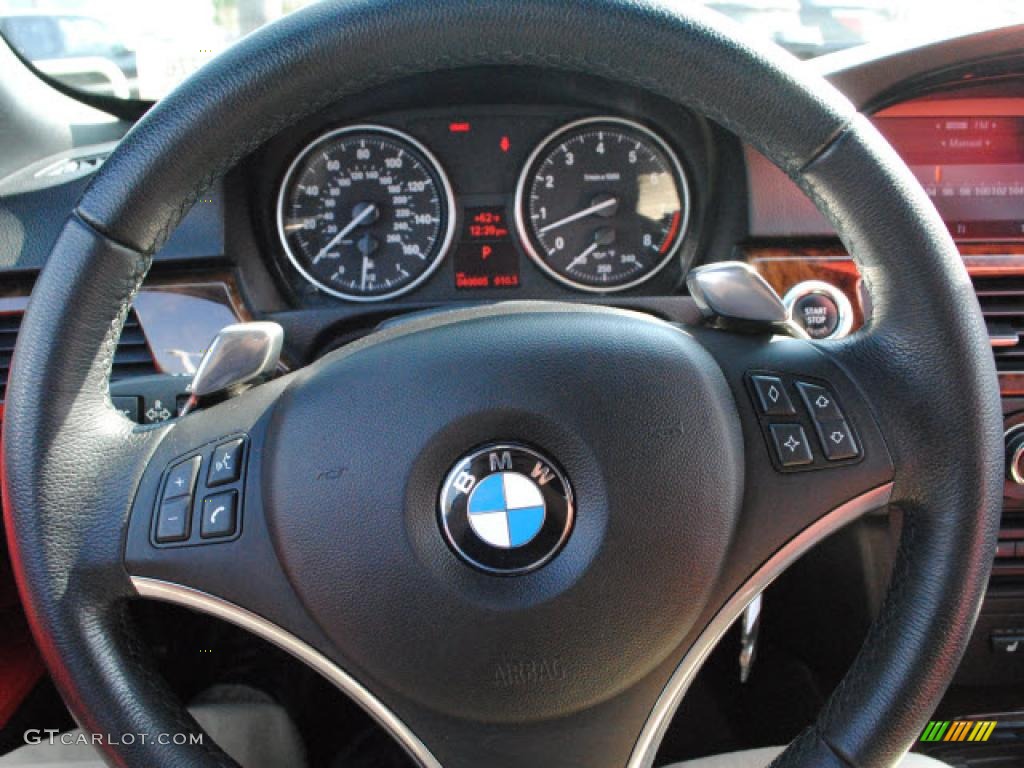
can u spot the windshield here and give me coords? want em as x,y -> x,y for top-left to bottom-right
0,0 -> 1021,101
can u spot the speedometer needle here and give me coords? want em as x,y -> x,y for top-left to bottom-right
313,203 -> 378,264
538,197 -> 617,234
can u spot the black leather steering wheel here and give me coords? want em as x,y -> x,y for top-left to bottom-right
2,1 -> 1004,767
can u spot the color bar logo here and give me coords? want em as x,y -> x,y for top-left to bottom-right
920,720 -> 997,742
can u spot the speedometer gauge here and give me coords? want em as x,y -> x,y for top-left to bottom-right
515,117 -> 690,292
277,125 -> 455,302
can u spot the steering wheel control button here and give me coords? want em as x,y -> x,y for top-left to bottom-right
795,381 -> 843,422
200,491 -> 238,539
751,375 -> 795,416
163,456 -> 201,501
768,424 -> 813,467
439,444 -> 573,574
207,439 -> 244,486
746,372 -> 863,471
151,434 -> 248,547
815,420 -> 859,461
155,497 -> 191,543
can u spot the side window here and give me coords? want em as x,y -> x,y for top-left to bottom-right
57,17 -> 117,57
0,17 -> 60,59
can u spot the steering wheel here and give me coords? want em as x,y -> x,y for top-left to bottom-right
2,1 -> 1003,767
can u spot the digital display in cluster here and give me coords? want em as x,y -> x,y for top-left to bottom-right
453,207 -> 521,290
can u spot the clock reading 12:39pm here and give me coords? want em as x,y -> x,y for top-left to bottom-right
515,116 -> 691,293
276,124 -> 456,302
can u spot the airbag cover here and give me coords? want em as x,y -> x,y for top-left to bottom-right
263,306 -> 743,721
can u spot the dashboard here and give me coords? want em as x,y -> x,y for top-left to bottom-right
238,75 -> 1024,364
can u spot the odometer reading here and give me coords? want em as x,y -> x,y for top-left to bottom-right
277,125 -> 455,301
515,117 -> 690,292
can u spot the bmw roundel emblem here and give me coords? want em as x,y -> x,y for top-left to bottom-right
439,444 -> 574,574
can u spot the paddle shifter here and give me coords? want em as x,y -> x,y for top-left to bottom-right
180,322 -> 284,415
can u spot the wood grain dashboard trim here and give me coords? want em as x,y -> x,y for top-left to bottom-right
744,244 -> 1024,396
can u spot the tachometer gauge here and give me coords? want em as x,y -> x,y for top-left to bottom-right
515,117 -> 690,292
277,125 -> 455,301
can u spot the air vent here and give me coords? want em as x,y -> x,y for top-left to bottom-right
34,150 -> 111,180
0,308 -> 157,403
112,309 -> 159,381
975,277 -> 1024,372
0,312 -> 24,403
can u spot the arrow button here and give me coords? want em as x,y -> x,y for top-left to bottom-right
769,424 -> 813,467
751,375 -> 795,416
796,381 -> 843,422
815,420 -> 859,461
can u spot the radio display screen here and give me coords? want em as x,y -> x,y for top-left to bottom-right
874,116 -> 1024,240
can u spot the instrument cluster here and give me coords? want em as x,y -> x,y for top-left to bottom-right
271,105 -> 706,304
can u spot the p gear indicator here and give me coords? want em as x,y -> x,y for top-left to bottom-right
454,206 -> 521,290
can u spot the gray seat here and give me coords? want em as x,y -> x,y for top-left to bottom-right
670,746 -> 950,767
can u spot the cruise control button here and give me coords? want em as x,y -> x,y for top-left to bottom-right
751,375 -> 795,416
208,439 -> 244,487
201,491 -> 238,539
769,424 -> 813,467
164,456 -> 200,501
796,381 -> 843,422
816,420 -> 859,461
156,497 -> 191,543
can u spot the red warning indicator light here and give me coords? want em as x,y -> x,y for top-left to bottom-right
499,135 -> 511,153
449,122 -> 471,133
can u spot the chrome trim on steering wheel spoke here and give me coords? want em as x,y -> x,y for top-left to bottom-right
131,577 -> 442,768
627,482 -> 895,768
133,483 -> 893,768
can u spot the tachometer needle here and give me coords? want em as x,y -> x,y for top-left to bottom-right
566,241 -> 600,271
539,197 -> 617,234
313,203 -> 378,264
360,256 -> 371,292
